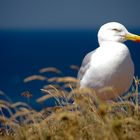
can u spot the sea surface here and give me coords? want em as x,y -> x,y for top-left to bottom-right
0,29 -> 140,110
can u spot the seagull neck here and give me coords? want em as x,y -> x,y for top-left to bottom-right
99,41 -> 124,47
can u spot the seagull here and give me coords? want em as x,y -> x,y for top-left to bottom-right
78,22 -> 140,100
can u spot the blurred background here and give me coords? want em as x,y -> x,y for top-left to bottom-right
0,0 -> 140,109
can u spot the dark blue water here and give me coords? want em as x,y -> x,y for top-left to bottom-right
0,29 -> 140,109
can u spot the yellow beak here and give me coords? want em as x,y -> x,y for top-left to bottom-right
125,33 -> 140,42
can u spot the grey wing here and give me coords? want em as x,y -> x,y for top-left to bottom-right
78,50 -> 96,81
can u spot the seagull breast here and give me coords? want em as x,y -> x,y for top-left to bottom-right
79,42 -> 134,100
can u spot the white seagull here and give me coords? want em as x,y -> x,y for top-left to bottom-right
78,22 -> 140,100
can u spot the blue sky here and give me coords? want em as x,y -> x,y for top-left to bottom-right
0,0 -> 140,29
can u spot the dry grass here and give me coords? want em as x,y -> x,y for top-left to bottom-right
0,66 -> 140,140
39,67 -> 62,74
23,75 -> 47,83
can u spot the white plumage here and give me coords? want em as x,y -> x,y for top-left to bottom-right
78,22 -> 140,100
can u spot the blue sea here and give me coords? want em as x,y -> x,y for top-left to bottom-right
0,29 -> 140,110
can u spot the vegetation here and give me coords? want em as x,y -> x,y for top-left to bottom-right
0,66 -> 140,140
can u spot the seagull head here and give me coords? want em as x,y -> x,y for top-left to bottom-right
98,22 -> 140,45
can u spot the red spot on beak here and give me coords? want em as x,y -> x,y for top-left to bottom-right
136,40 -> 140,43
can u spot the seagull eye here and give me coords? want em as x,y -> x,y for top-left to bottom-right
112,28 -> 122,32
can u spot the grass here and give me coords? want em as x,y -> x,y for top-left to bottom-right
0,66 -> 140,140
